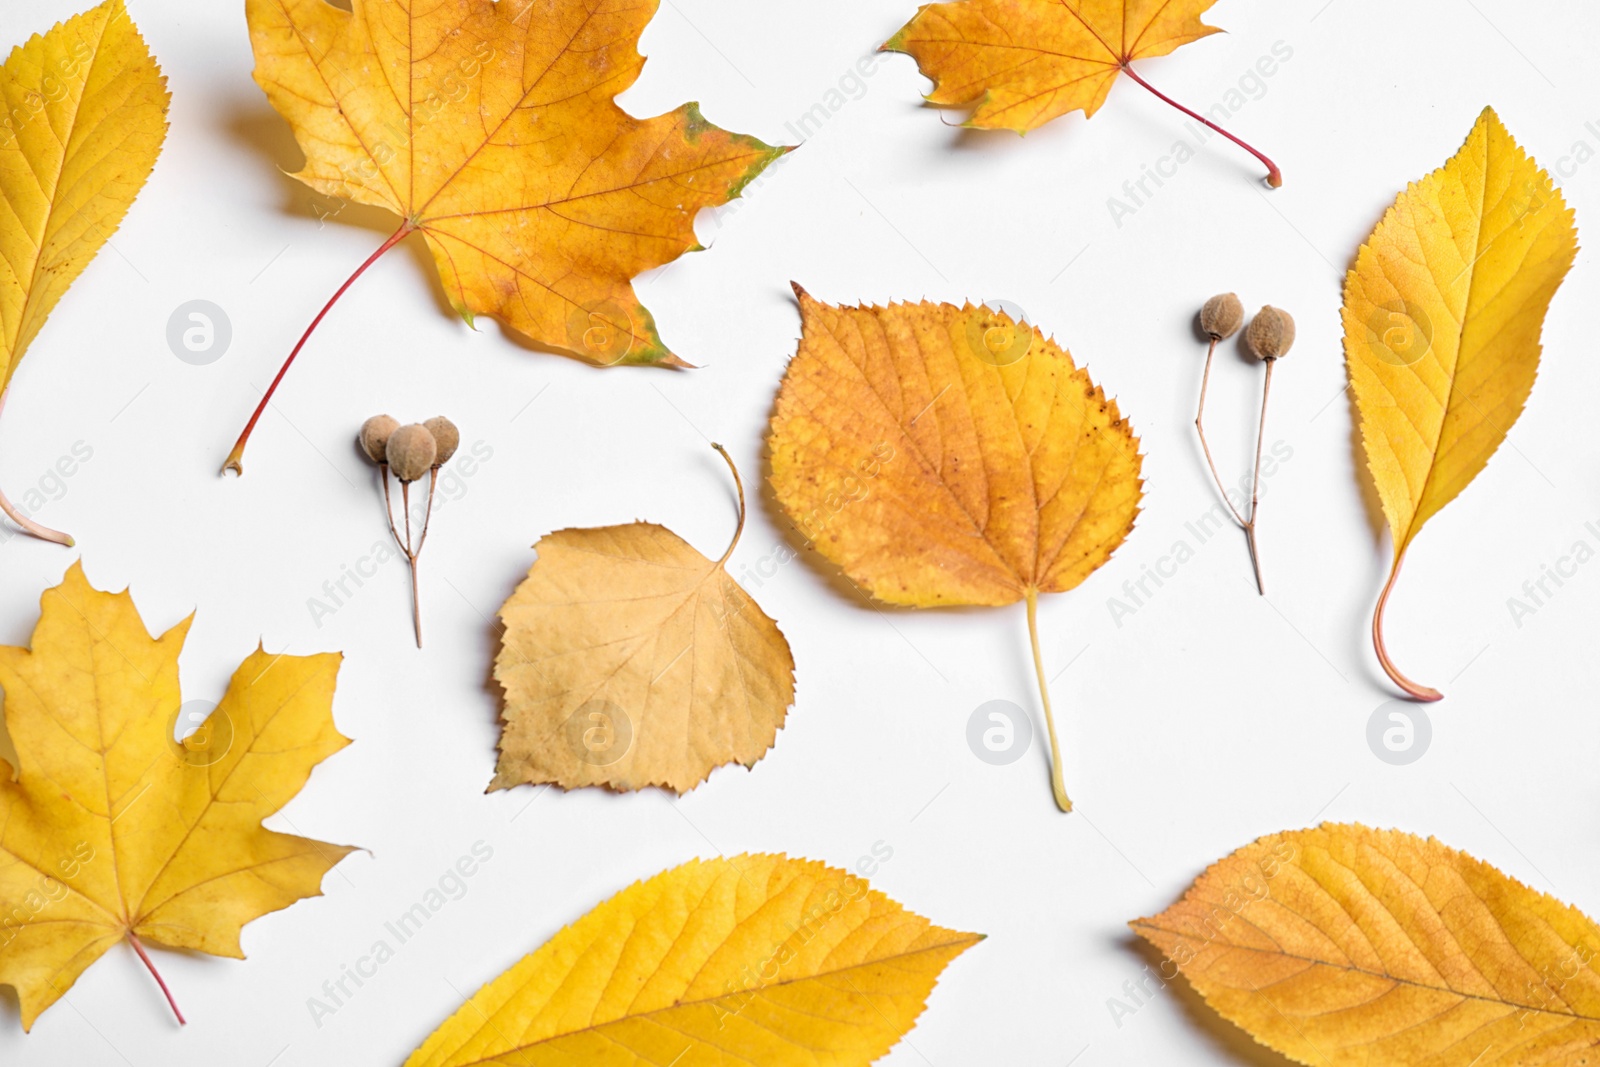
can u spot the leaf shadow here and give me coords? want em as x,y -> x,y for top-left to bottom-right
1122,933 -> 1299,1067
220,102 -> 455,320
478,554 -> 527,746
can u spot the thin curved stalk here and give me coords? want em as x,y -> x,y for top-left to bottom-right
1121,64 -> 1283,188
127,932 -> 185,1025
401,480 -> 422,648
413,469 -> 440,555
222,223 -> 414,475
1244,359 -> 1275,595
711,443 -> 746,566
1194,337 -> 1248,527
1025,589 -> 1072,814
0,389 -> 73,546
380,465 -> 405,552
1373,550 -> 1442,702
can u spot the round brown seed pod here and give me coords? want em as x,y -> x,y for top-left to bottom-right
1199,293 -> 1244,340
387,423 -> 437,482
1246,306 -> 1296,361
359,414 -> 399,464
423,416 -> 459,466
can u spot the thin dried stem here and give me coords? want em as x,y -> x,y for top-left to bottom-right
400,480 -> 423,647
1025,589 -> 1071,814
711,443 -> 746,566
1373,550 -> 1443,702
409,555 -> 422,648
1244,359 -> 1276,595
402,481 -> 413,554
127,932 -> 185,1026
413,468 -> 440,555
1194,337 -> 1249,528
380,465 -> 406,552
377,464 -> 429,647
0,389 -> 73,546
1121,64 -> 1282,187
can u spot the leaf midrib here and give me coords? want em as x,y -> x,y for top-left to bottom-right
1132,918 -> 1600,1023
443,932 -> 984,1067
1399,123 -> 1509,552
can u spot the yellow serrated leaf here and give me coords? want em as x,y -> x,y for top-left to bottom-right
0,563 -> 355,1029
406,854 -> 981,1066
1344,107 -> 1578,701
1133,824 -> 1600,1067
0,0 -> 170,393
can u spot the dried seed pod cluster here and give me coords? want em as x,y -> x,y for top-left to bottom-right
1191,297 -> 1296,595
357,415 -> 461,647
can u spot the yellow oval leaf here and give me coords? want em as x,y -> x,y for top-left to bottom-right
1133,824 -> 1600,1067
406,854 -> 981,1067
0,0 -> 170,393
1344,107 -> 1578,700
0,563 -> 355,1029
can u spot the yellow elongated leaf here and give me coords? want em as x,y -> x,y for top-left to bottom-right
406,854 -> 981,1066
491,449 -> 794,794
1344,107 -> 1577,700
766,289 -> 1143,812
1133,824 -> 1600,1067
0,0 -> 169,393
0,563 -> 355,1029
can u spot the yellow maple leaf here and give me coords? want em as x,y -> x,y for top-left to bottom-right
1344,107 -> 1577,701
406,854 -> 981,1066
1133,823 -> 1600,1067
227,0 -> 787,473
884,0 -> 1279,184
492,446 -> 794,794
0,0 -> 169,545
0,563 -> 355,1030
767,290 -> 1144,812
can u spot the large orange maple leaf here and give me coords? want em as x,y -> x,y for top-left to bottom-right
227,0 -> 785,472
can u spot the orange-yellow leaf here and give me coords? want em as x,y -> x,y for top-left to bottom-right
769,290 -> 1142,608
1133,824 -> 1600,1067
766,290 -> 1143,812
492,452 -> 794,794
1343,107 -> 1578,700
0,563 -> 355,1029
0,0 -> 169,394
884,0 -> 1221,133
406,854 -> 981,1066
246,0 -> 786,366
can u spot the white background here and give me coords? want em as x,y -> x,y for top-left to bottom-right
0,0 -> 1595,1063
